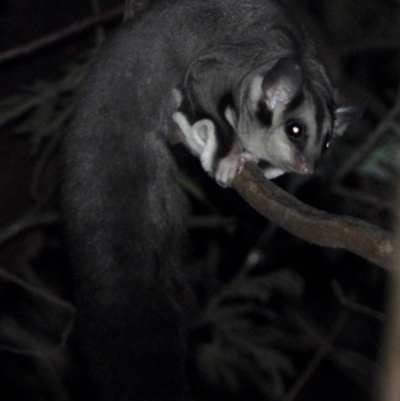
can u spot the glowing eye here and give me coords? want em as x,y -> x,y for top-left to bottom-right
285,120 -> 305,139
323,135 -> 332,151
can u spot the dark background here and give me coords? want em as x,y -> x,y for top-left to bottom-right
0,0 -> 398,400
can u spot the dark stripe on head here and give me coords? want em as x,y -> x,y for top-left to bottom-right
307,84 -> 326,143
326,97 -> 336,129
283,92 -> 305,116
271,24 -> 301,49
256,100 -> 273,127
218,92 -> 235,116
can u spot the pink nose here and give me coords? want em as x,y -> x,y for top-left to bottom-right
299,162 -> 314,175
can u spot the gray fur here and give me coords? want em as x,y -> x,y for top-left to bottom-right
63,1 -> 355,400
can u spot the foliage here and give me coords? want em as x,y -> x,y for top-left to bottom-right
192,269 -> 304,400
0,54 -> 93,156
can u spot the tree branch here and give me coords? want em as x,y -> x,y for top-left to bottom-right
378,177 -> 400,401
0,6 -> 124,64
232,162 -> 394,270
124,0 -> 150,21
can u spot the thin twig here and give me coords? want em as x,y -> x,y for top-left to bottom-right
0,6 -> 124,64
339,37 -> 400,57
331,280 -> 385,322
290,312 -> 378,393
333,97 -> 400,183
331,184 -> 395,211
0,211 -> 60,245
124,0 -> 149,21
0,267 -> 75,350
90,0 -> 106,45
283,311 -> 348,401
